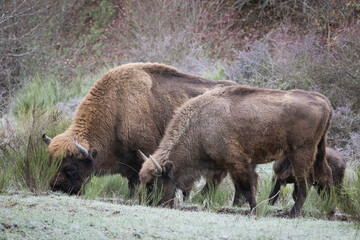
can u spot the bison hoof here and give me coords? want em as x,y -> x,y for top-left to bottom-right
289,208 -> 300,218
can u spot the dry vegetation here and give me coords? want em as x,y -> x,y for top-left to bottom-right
1,0 -> 360,236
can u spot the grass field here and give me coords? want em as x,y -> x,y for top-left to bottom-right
0,193 -> 359,240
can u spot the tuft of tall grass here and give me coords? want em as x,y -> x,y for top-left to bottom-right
13,74 -> 63,116
0,168 -> 11,194
201,64 -> 225,81
302,187 -> 337,219
337,166 -> 360,221
0,106 -> 70,193
137,178 -> 164,207
11,72 -> 98,117
191,179 -> 233,210
253,178 -> 277,217
82,174 -> 130,200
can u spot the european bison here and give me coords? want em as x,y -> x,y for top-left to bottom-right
42,63 -> 235,195
268,147 -> 346,205
139,85 -> 333,218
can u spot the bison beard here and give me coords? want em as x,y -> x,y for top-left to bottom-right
42,63 -> 236,195
139,85 -> 333,218
268,147 -> 346,205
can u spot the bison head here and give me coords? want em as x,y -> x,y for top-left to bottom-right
137,150 -> 176,207
42,134 -> 98,195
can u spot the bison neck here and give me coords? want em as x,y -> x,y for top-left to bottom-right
157,149 -> 217,191
69,85 -> 118,172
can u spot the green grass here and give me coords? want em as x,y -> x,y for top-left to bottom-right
191,179 -> 233,210
12,70 -> 102,117
83,174 -> 165,208
201,64 -> 225,81
137,178 -> 165,207
13,74 -> 64,116
0,168 -> 11,194
0,193 -> 359,240
0,106 -> 70,193
82,174 -> 130,200
10,142 -> 62,193
337,166 -> 360,221
77,166 -> 360,222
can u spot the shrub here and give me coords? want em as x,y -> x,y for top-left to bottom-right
0,0 -> 83,116
119,0 -> 242,71
328,105 -> 360,149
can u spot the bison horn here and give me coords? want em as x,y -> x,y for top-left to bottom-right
137,150 -> 149,162
73,139 -> 89,159
42,134 -> 52,145
150,155 -> 162,175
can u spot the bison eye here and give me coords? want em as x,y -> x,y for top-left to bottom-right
63,165 -> 79,177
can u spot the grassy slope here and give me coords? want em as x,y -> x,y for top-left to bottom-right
0,193 -> 358,240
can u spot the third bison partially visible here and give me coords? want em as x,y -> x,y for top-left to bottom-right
268,147 -> 346,205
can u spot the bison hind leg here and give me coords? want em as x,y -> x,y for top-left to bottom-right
289,147 -> 316,218
228,165 -> 257,212
268,177 -> 282,205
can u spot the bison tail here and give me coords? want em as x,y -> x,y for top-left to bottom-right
315,136 -> 326,168
314,136 -> 333,190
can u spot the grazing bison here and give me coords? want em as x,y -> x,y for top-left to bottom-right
268,147 -> 346,205
138,85 -> 333,218
42,63 -> 236,195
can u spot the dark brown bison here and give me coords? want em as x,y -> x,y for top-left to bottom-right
42,63 -> 236,195
268,147 -> 346,205
138,85 -> 333,218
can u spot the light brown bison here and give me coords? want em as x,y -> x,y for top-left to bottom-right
139,85 -> 333,218
42,63 -> 235,195
268,147 -> 346,205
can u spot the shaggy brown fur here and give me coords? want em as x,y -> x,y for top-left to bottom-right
268,147 -> 346,205
139,85 -> 333,218
44,62 -> 236,194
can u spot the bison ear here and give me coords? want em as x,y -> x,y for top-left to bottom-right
163,161 -> 174,178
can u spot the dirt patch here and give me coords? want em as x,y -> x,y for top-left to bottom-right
1,222 -> 18,230
178,205 -> 201,212
216,207 -> 250,216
